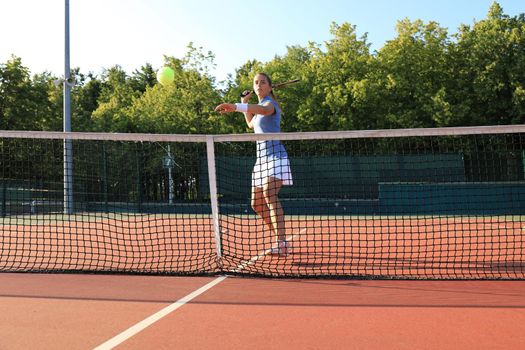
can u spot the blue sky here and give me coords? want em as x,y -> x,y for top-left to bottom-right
1,0 -> 522,83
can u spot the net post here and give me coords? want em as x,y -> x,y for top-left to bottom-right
63,138 -> 74,214
206,135 -> 222,259
102,143 -> 109,213
167,145 -> 174,204
1,177 -> 6,217
1,142 -> 5,216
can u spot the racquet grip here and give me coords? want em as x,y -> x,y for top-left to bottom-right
240,90 -> 253,98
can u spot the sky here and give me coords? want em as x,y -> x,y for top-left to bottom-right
0,0 -> 523,83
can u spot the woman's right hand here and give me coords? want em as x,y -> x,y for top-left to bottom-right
241,90 -> 253,103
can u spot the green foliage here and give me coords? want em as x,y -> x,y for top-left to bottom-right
71,71 -> 103,131
0,2 -> 523,133
128,64 -> 156,93
448,2 -> 525,125
123,46 -> 226,134
0,56 -> 60,130
375,19 -> 451,128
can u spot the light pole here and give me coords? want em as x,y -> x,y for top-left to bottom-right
63,0 -> 74,214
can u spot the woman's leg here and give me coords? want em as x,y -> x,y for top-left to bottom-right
251,186 -> 274,232
263,177 -> 285,242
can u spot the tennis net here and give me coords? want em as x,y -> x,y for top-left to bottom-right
1,126 -> 524,279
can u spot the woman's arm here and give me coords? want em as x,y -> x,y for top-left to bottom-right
214,102 -> 274,116
241,91 -> 255,129
215,97 -> 275,128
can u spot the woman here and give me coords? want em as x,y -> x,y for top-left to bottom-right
215,73 -> 293,256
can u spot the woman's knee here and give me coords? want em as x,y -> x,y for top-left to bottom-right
251,198 -> 266,215
263,194 -> 278,208
263,178 -> 282,200
262,187 -> 280,207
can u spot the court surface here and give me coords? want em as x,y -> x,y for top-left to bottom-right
1,273 -> 525,350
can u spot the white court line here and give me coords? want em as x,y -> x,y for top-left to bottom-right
92,276 -> 227,350
93,228 -> 306,349
231,228 -> 307,273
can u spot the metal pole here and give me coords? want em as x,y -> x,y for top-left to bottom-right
135,144 -> 142,212
63,0 -> 74,214
168,145 -> 174,204
102,143 -> 108,213
1,141 -> 5,216
1,178 -> 6,217
206,136 -> 222,258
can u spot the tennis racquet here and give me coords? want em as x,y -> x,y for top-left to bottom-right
240,79 -> 300,98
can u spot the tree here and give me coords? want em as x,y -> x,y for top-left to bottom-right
124,48 -> 225,134
91,65 -> 140,132
128,63 -> 156,93
300,23 -> 372,131
71,71 -> 103,131
374,19 -> 451,128
448,2 -> 525,125
0,56 -> 60,130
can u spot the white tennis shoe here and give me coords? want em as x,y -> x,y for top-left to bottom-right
269,240 -> 290,256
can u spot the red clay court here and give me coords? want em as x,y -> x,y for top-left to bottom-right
1,272 -> 525,349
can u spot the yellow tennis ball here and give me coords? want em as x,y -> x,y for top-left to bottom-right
157,66 -> 175,86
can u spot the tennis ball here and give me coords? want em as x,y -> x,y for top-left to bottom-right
157,66 -> 175,86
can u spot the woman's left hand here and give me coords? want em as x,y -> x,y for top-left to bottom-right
214,103 -> 236,114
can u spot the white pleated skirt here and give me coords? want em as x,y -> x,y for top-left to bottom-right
252,157 -> 293,188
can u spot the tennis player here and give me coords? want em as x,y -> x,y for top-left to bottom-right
215,73 -> 293,256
